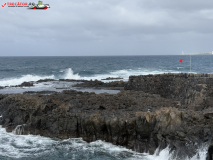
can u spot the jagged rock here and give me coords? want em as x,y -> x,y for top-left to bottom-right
73,79 -> 126,88
13,82 -> 34,87
101,77 -> 123,80
125,73 -> 213,108
20,82 -> 34,87
23,91 -> 57,95
36,79 -> 55,83
1,73 -> 213,159
0,90 -> 178,152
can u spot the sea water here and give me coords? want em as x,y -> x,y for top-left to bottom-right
0,126 -> 208,160
0,55 -> 212,159
0,55 -> 213,86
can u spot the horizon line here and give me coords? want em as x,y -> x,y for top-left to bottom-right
0,54 -> 206,57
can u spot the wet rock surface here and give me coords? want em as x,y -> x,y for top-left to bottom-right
101,77 -> 123,80
1,73 -> 213,159
23,91 -> 57,95
125,73 -> 213,108
11,82 -> 34,88
0,90 -> 178,154
72,79 -> 126,88
19,82 -> 34,87
35,79 -> 125,90
0,79 -> 124,95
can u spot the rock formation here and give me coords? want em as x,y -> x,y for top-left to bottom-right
1,73 -> 213,159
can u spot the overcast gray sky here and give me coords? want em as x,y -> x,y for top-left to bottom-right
1,0 -> 213,56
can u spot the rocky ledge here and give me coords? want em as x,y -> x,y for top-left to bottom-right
1,73 -> 213,159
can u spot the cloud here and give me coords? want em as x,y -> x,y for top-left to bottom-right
1,0 -> 213,55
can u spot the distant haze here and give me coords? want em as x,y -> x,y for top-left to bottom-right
1,0 -> 213,56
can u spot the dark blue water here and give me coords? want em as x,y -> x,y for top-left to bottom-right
0,55 -> 212,86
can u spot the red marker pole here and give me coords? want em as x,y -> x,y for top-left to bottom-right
179,58 -> 183,73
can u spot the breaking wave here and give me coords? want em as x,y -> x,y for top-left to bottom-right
0,126 -> 208,160
82,68 -> 181,81
0,68 -> 181,86
147,146 -> 207,160
0,74 -> 55,86
0,68 -> 80,86
64,68 -> 81,79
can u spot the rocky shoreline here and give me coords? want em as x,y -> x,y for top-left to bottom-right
0,78 -> 126,89
0,73 -> 213,159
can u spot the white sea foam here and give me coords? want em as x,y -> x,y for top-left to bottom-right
0,126 -> 55,158
0,126 -> 146,159
0,74 -> 55,86
0,126 -> 208,160
0,68 -> 80,86
82,68 -> 181,81
147,145 -> 208,160
63,68 -> 81,79
12,124 -> 26,135
0,68 -> 187,86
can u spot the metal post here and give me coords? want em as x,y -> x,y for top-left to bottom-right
190,55 -> 191,73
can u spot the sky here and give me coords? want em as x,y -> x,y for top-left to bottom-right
1,0 -> 213,56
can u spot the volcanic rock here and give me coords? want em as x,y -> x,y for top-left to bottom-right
1,73 -> 213,159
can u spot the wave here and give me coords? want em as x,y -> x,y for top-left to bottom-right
0,126 -> 208,160
0,125 -> 145,159
0,68 -> 81,86
0,75 -> 55,86
147,145 -> 207,160
0,68 -> 182,86
81,68 -> 181,81
63,68 -> 81,79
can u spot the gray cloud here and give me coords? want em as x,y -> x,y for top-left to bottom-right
1,0 -> 213,56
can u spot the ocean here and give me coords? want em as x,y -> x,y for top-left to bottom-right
1,55 -> 213,86
0,55 -> 212,160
